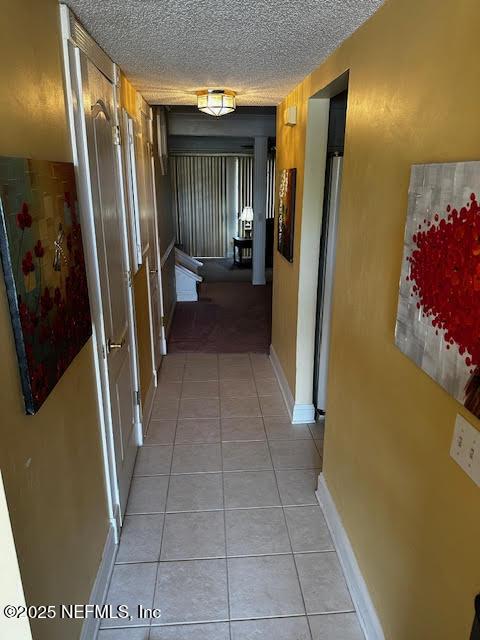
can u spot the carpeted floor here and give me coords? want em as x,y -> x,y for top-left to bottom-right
199,258 -> 273,283
168,281 -> 272,353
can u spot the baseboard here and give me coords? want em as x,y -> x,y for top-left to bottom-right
80,523 -> 117,640
269,345 -> 316,424
292,402 -> 316,423
316,474 -> 385,640
269,344 -> 295,419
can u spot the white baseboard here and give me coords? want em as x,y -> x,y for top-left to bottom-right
80,523 -> 117,640
269,345 -> 316,424
292,403 -> 316,423
269,344 -> 295,417
316,474 -> 385,640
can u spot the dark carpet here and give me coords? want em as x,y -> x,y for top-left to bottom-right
199,258 -> 273,283
168,281 -> 272,353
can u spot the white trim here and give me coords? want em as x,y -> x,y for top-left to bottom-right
161,236 -> 176,268
79,524 -> 117,640
269,344 -> 295,417
112,66 -> 144,447
294,98 -> 330,408
316,474 -> 385,640
270,345 -> 315,424
292,402 -> 315,423
64,6 -> 114,82
60,6 -> 119,533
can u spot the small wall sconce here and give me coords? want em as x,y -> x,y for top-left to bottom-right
284,106 -> 297,127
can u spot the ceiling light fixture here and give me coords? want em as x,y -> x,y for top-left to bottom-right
197,89 -> 236,117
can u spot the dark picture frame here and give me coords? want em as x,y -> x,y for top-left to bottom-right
277,167 -> 297,262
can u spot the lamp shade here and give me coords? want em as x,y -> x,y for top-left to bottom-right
197,89 -> 236,117
240,206 -> 254,222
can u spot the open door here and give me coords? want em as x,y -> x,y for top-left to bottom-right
314,153 -> 343,412
313,89 -> 347,415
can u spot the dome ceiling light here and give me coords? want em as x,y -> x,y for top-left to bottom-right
197,89 -> 236,117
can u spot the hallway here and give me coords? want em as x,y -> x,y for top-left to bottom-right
169,284 -> 272,353
99,352 -> 364,639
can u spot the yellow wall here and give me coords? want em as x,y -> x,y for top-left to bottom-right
272,0 -> 480,638
0,2 -> 109,639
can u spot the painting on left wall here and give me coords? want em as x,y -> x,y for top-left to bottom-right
0,157 -> 91,415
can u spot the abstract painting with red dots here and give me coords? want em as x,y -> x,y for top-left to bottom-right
0,157 -> 91,415
395,161 -> 480,418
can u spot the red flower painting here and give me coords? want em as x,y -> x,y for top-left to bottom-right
0,157 -> 91,414
395,162 -> 480,418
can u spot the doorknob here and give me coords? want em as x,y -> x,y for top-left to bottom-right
107,337 -> 125,353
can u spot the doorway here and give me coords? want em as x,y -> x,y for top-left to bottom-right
313,90 -> 347,415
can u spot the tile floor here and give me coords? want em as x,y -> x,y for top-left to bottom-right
99,353 -> 365,640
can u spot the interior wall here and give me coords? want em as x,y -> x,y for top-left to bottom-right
0,2 -> 109,639
272,0 -> 480,638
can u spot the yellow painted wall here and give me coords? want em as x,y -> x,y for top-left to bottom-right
0,2 -> 109,639
272,0 -> 480,638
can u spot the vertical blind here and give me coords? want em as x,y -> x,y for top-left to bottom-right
170,155 -> 229,257
266,154 -> 276,219
170,153 -> 276,258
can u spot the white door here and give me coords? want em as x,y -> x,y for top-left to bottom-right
84,60 -> 137,515
140,107 -> 164,374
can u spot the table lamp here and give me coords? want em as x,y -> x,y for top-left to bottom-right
240,206 -> 254,238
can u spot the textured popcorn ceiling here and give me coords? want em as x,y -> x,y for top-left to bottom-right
65,0 -> 384,105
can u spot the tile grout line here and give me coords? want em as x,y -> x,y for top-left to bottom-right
149,360 -> 184,634
257,359 -> 315,640
220,426 -> 233,639
115,548 -> 337,566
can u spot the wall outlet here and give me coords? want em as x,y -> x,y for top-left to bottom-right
450,414 -> 480,487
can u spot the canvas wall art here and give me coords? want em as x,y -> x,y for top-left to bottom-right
395,161 -> 480,417
277,167 -> 296,262
0,157 -> 91,415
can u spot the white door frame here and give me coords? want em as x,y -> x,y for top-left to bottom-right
112,68 -> 143,445
60,5 -> 143,535
291,71 -> 349,422
147,107 -> 168,356
123,111 -> 143,271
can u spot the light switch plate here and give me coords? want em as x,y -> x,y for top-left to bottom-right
451,414 -> 480,487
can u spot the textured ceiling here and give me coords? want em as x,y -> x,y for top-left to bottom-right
65,0 -> 384,105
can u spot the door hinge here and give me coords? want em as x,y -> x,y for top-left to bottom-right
126,269 -> 132,287
112,124 -> 121,146
161,316 -> 167,327
135,390 -> 141,406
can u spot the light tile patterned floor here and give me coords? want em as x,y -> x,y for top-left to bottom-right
99,353 -> 365,640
